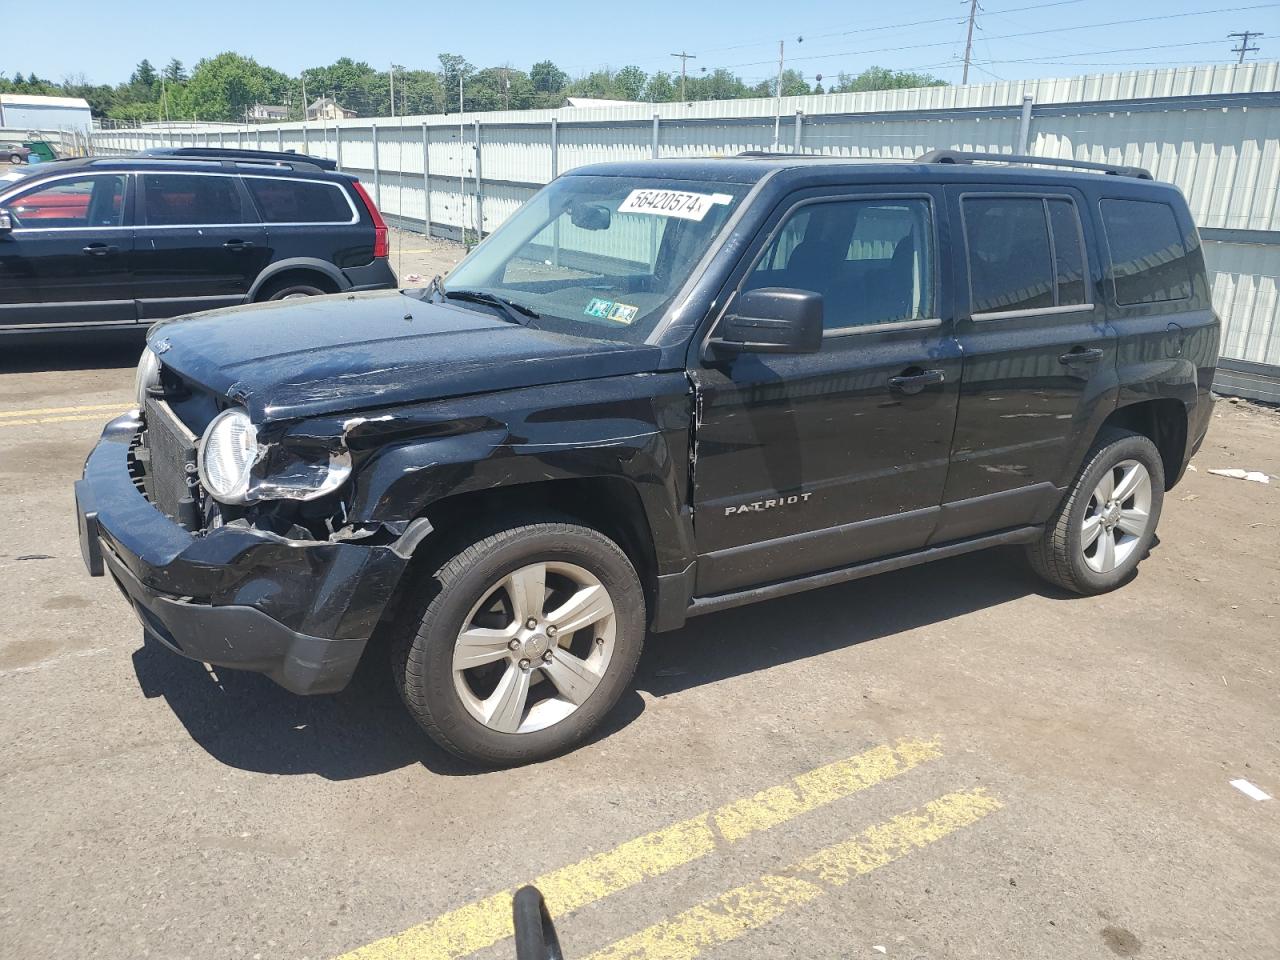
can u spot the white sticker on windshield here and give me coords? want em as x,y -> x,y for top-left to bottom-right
618,189 -> 732,222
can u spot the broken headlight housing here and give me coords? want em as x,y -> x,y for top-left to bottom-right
197,408 -> 352,505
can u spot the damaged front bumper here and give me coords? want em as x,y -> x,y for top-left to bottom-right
75,412 -> 424,694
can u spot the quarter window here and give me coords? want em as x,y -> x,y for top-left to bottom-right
1100,199 -> 1193,305
142,174 -> 254,226
244,178 -> 353,223
748,197 -> 935,330
7,175 -> 127,228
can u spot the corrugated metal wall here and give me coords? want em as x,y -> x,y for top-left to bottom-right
93,62 -> 1280,393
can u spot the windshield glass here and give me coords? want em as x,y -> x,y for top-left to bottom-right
438,175 -> 749,342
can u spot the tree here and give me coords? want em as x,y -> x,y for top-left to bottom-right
644,71 -> 676,102
302,58 -> 381,116
438,53 -> 475,111
185,52 -> 290,122
530,60 -> 567,94
831,66 -> 946,93
131,60 -> 157,91
614,65 -> 648,101
163,59 -> 188,84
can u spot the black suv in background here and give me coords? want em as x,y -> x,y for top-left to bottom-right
76,151 -> 1218,766
0,148 -> 395,337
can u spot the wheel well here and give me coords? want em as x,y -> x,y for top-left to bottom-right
1101,399 -> 1187,488
411,477 -> 659,610
255,269 -> 340,300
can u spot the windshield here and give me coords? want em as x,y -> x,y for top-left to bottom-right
437,175 -> 749,342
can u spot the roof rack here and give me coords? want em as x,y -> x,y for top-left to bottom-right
916,149 -> 1152,180
135,147 -> 338,172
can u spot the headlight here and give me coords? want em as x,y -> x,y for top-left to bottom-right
197,407 -> 352,505
134,347 -> 161,408
198,408 -> 259,504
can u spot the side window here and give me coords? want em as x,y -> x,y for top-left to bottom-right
142,174 -> 253,226
1100,198 -> 1193,305
244,178 -> 353,223
1047,199 -> 1087,306
749,198 -> 935,331
963,197 -> 1054,314
964,196 -> 1092,315
8,175 -> 127,228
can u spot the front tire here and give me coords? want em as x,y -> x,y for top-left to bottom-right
1027,427 -> 1165,595
393,521 -> 645,766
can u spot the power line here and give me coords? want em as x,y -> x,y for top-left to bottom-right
1229,30 -> 1264,62
714,2 -> 1280,70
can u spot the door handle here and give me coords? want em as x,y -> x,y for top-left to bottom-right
888,368 -> 946,395
223,239 -> 254,251
82,243 -> 118,256
1059,347 -> 1105,365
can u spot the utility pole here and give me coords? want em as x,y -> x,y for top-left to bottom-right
1229,31 -> 1263,63
670,51 -> 697,101
301,74 -> 309,128
962,0 -> 980,85
772,40 -> 785,149
389,65 -> 396,119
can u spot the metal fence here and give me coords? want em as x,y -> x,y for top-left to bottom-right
93,62 -> 1280,399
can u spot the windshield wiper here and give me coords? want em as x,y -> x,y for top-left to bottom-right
442,288 -> 541,328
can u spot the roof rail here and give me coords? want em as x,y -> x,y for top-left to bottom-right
135,147 -> 338,172
916,149 -> 1152,180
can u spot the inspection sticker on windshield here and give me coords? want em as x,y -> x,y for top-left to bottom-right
584,298 -> 638,324
618,189 -> 733,221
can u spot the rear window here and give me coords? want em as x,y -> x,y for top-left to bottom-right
142,174 -> 253,226
1100,198 -> 1194,305
244,177 -> 353,223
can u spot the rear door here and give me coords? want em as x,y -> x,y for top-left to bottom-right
133,171 -> 268,320
690,186 -> 962,595
0,172 -> 135,330
937,185 -> 1116,541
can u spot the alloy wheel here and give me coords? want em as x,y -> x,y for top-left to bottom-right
1082,459 -> 1152,573
452,561 -> 616,734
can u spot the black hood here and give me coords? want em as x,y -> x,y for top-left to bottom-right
151,291 -> 665,422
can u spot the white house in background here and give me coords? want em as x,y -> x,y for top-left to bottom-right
0,93 -> 92,135
307,97 -> 357,121
248,103 -> 290,122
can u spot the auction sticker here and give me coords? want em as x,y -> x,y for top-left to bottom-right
607,302 -> 638,324
618,189 -> 733,221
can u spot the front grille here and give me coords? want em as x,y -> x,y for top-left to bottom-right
142,396 -> 199,524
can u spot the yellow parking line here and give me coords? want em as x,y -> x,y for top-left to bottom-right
0,401 -> 131,419
335,737 -> 942,960
0,412 -> 126,429
585,789 -> 1003,960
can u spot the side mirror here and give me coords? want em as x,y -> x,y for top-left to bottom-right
569,201 -> 611,231
0,208 -> 11,233
512,886 -> 564,960
709,288 -> 823,356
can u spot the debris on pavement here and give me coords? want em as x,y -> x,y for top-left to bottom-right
1230,779 -> 1272,801
1208,468 -> 1271,483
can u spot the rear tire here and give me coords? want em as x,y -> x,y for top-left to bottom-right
1026,427 -> 1165,595
392,521 -> 645,767
257,277 -> 329,301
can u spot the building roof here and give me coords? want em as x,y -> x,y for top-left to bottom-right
563,97 -> 643,109
0,93 -> 91,110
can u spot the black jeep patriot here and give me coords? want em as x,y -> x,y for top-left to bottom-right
76,150 -> 1219,765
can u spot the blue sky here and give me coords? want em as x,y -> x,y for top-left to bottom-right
8,0 -> 1278,87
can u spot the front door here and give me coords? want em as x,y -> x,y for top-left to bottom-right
691,188 -> 961,596
936,186 -> 1116,541
133,171 -> 268,320
0,172 -> 135,329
